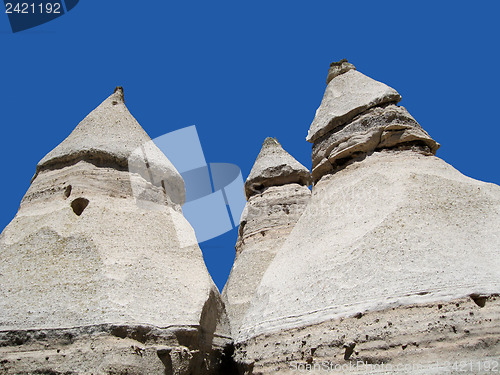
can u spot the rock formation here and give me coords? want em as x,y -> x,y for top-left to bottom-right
222,138 -> 311,338
2,63 -> 500,375
233,62 -> 500,373
308,61 -> 439,182
0,88 -> 231,374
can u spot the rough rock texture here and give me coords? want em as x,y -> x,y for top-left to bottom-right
36,87 -> 185,205
311,104 -> 440,181
222,139 -> 311,338
326,59 -> 356,84
0,324 -> 234,375
233,63 -> 500,373
0,89 -> 231,374
3,64 -> 500,374
236,150 -> 500,372
244,138 -> 311,199
308,61 -> 440,182
306,68 -> 402,143
235,295 -> 500,374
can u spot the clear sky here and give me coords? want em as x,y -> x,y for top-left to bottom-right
1,1 -> 499,291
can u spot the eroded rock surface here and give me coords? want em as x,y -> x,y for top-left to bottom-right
236,296 -> 500,374
239,150 -> 500,339
307,61 -> 440,182
307,68 -> 402,143
233,63 -> 500,373
311,104 -> 440,181
326,58 -> 356,84
236,150 -> 500,373
244,138 -> 311,199
0,88 -> 231,374
222,138 -> 311,338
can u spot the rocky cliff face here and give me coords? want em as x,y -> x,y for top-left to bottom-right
222,138 -> 311,338
0,88 -> 232,374
233,62 -> 500,374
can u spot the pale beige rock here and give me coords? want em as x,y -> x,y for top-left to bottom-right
232,64 -> 500,373
223,139 -> 312,338
0,324 -> 232,375
37,87 -> 185,205
0,89 -> 230,374
222,184 -> 311,337
235,295 -> 500,374
307,69 -> 401,143
239,150 -> 500,343
311,104 -> 440,181
244,138 -> 311,199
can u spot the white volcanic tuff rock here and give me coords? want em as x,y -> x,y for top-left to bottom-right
223,138 -> 312,337
239,150 -> 500,341
307,69 -> 402,143
222,183 -> 311,336
311,104 -> 440,181
0,163 -> 223,331
37,87 -> 185,205
235,295 -> 500,374
245,137 -> 311,199
0,89 -> 230,374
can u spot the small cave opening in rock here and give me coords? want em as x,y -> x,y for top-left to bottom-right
470,294 -> 487,308
71,198 -> 89,216
64,185 -> 72,199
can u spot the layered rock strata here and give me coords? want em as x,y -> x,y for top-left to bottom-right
222,138 -> 311,338
243,138 -> 311,200
0,88 -> 231,374
234,63 -> 500,373
308,61 -> 439,182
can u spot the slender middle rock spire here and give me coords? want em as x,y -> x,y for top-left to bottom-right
244,137 -> 311,199
222,137 -> 311,337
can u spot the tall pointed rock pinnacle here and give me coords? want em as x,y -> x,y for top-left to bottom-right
307,60 -> 440,181
35,86 -> 185,205
244,137 -> 311,199
222,138 -> 311,337
233,62 -> 500,372
0,88 -> 230,374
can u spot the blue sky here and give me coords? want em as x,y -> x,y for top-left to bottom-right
1,1 -> 499,291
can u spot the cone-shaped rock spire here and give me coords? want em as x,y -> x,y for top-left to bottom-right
307,61 -> 402,143
223,138 -> 311,337
36,87 -> 185,205
234,63 -> 500,373
0,88 -> 230,374
245,137 -> 311,199
308,60 -> 439,181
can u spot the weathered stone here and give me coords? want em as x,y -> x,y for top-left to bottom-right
311,104 -> 440,181
231,62 -> 500,373
235,295 -> 500,374
306,69 -> 401,143
36,87 -> 185,205
0,88 -> 231,374
326,59 -> 356,84
0,324 -> 232,375
222,183 -> 311,337
3,62 -> 500,375
244,137 -> 311,199
237,150 -> 500,350
224,138 -> 312,338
